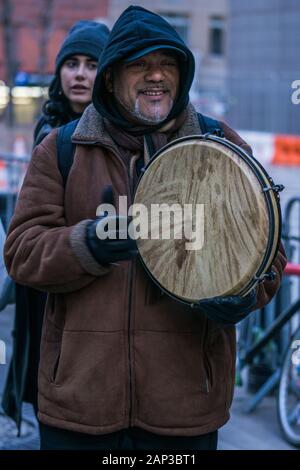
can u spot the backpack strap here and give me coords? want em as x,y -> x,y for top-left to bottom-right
56,119 -> 79,187
197,112 -> 224,138
56,115 -> 223,187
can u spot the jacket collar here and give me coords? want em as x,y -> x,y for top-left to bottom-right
72,102 -> 201,148
72,103 -> 114,147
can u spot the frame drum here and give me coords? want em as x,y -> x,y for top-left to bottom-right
133,135 -> 282,305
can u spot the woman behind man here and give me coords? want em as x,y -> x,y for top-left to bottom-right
34,20 -> 109,145
2,19 -> 109,432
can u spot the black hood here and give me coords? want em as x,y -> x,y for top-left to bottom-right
92,5 -> 195,135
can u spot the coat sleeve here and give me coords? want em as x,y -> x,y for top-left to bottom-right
220,120 -> 288,308
220,120 -> 253,156
4,130 -> 109,294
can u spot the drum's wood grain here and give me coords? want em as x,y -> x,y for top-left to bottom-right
134,138 -> 280,301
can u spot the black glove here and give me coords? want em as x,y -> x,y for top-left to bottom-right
194,289 -> 257,325
86,186 -> 138,264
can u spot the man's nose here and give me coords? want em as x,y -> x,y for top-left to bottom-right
144,66 -> 164,81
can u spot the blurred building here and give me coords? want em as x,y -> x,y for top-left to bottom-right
227,0 -> 300,135
0,0 -> 109,79
108,0 -> 228,118
0,0 -> 228,125
0,0 -> 109,125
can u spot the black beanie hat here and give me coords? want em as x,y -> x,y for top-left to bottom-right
55,20 -> 110,73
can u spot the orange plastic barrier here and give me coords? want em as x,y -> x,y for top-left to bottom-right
273,135 -> 300,165
0,160 -> 8,191
284,262 -> 300,277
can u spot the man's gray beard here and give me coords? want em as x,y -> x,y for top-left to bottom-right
116,94 -> 173,125
133,97 -> 173,124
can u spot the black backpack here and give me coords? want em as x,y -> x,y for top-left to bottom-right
56,113 -> 224,187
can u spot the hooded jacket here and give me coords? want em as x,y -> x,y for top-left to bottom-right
93,5 -> 195,135
4,6 -> 287,437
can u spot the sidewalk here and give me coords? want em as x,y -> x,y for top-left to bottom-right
0,304 -> 40,450
218,386 -> 294,450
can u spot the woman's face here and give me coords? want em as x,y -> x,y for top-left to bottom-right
60,54 -> 98,113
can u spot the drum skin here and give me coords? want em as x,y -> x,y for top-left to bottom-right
134,136 -> 281,303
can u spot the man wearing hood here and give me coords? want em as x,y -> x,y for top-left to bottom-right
4,6 -> 286,450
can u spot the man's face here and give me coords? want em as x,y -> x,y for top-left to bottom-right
105,50 -> 180,124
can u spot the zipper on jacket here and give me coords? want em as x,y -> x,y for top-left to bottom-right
205,378 -> 210,394
202,319 -> 212,394
203,353 -> 212,394
93,141 -> 135,426
126,157 -> 136,426
127,258 -> 134,424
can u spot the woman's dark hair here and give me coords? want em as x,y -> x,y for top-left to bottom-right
42,75 -> 76,127
33,74 -> 81,146
33,75 -> 78,145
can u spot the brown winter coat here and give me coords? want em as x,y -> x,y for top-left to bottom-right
4,104 -> 287,436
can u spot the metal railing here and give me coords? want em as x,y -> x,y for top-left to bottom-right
0,152 -> 30,231
237,195 -> 300,411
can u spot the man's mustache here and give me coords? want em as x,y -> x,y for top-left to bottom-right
138,86 -> 169,93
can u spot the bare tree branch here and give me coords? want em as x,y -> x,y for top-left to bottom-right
38,0 -> 55,76
2,0 -> 19,126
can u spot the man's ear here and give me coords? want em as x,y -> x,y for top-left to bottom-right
104,67 -> 113,93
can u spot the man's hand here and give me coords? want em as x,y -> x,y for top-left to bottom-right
195,289 -> 257,325
86,186 -> 138,264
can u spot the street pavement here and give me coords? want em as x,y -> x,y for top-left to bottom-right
0,304 -> 40,450
219,386 -> 294,450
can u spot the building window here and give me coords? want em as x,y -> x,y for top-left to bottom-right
161,13 -> 189,44
209,16 -> 225,56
